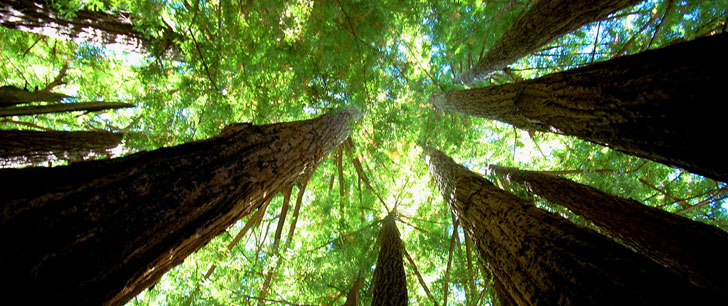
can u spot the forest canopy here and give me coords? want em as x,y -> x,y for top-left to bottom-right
1,0 -> 727,305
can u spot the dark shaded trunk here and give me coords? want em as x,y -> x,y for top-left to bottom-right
0,101 -> 134,117
0,108 -> 360,306
489,164 -> 728,296
434,34 -> 728,182
0,129 -> 122,165
0,85 -> 70,106
421,146 -> 721,305
371,215 -> 408,306
342,277 -> 361,306
456,0 -> 640,84
0,0 -> 182,59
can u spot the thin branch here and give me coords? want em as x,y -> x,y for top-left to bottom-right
40,64 -> 68,92
646,0 -> 674,50
443,217 -> 459,306
613,12 -> 659,58
590,21 -> 602,62
403,248 -> 439,306
23,36 -> 45,57
638,178 -> 691,208
676,190 -> 728,214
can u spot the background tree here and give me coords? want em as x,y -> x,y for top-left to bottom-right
0,129 -> 122,165
371,214 -> 408,306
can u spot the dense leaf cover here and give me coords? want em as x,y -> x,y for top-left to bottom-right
1,0 -> 727,304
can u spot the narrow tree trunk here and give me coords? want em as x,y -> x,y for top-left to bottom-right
0,0 -> 182,59
0,107 -> 360,306
371,215 -> 408,306
342,276 -> 361,306
434,34 -> 728,182
0,85 -> 70,106
0,129 -> 122,165
0,101 -> 134,117
489,164 -> 728,296
421,146 -> 721,305
456,0 -> 640,84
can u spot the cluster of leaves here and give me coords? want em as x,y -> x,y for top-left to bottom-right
2,0 -> 727,304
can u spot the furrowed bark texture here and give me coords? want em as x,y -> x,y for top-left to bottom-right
0,129 -> 122,165
456,0 -> 640,84
0,85 -> 70,106
0,0 -> 182,59
0,108 -> 360,306
436,34 -> 728,182
371,215 -> 408,306
422,146 -> 719,305
490,165 -> 728,296
0,101 -> 134,117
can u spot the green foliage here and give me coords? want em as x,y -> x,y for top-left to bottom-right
2,0 -> 727,305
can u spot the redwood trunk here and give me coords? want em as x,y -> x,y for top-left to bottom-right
0,0 -> 182,59
434,34 -> 728,182
0,85 -> 70,106
0,129 -> 123,165
0,101 -> 134,117
456,0 -> 640,84
421,146 -> 721,305
342,277 -> 361,306
371,215 -> 408,306
489,165 -> 728,296
0,108 -> 360,306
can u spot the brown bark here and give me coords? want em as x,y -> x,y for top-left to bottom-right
0,85 -> 70,106
342,277 -> 361,306
371,215 -> 408,306
434,34 -> 728,182
456,0 -> 640,84
0,101 -> 134,117
0,108 -> 360,306
0,129 -> 122,165
0,0 -> 182,59
489,164 -> 728,296
421,146 -> 722,305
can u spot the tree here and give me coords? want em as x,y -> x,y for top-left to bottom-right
0,85 -> 70,106
421,145 -> 721,304
0,107 -> 360,306
342,276 -> 361,306
488,164 -> 728,296
0,129 -> 123,164
455,0 -> 641,84
432,33 -> 728,182
371,214 -> 408,306
0,0 -> 182,59
0,101 -> 134,116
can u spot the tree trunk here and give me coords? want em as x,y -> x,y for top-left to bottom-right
433,34 -> 728,182
456,0 -> 640,84
0,0 -> 182,59
0,101 -> 134,117
421,146 -> 722,305
371,215 -> 408,306
0,85 -> 70,106
0,107 -> 360,306
0,129 -> 123,165
342,276 -> 361,306
489,164 -> 728,296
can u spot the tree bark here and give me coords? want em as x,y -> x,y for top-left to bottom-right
0,85 -> 70,106
342,276 -> 361,306
421,146 -> 722,305
371,215 -> 408,306
456,0 -> 640,84
489,164 -> 728,296
0,107 -> 360,306
434,33 -> 728,182
0,129 -> 122,165
0,0 -> 182,59
0,101 -> 134,117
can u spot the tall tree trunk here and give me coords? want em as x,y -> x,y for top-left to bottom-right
456,0 -> 640,84
0,0 -> 182,59
0,101 -> 134,117
0,107 -> 360,306
0,85 -> 70,106
489,164 -> 728,296
342,276 -> 361,306
0,129 -> 123,165
433,34 -> 728,182
371,215 -> 408,306
421,146 -> 722,305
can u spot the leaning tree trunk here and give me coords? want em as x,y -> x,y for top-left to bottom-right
0,101 -> 134,117
0,129 -> 123,165
0,107 -> 360,306
421,146 -> 722,305
489,164 -> 728,296
0,85 -> 70,106
434,34 -> 728,182
371,215 -> 408,306
456,0 -> 640,84
0,0 -> 182,59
